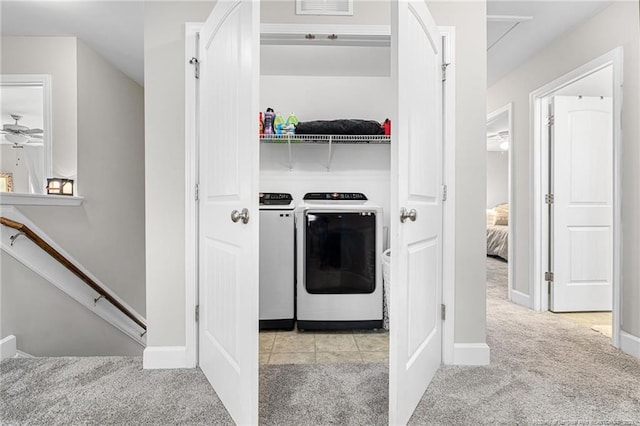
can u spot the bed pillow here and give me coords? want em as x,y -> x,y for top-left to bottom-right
493,203 -> 508,225
486,209 -> 496,227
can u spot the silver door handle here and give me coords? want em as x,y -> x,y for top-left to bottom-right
400,207 -> 417,223
231,208 -> 250,224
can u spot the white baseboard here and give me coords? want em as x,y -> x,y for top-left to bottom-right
0,335 -> 17,361
15,350 -> 34,358
143,346 -> 189,369
453,343 -> 490,365
510,289 -> 531,309
620,331 -> 640,358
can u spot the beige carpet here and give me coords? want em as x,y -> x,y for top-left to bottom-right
409,256 -> 640,424
2,257 -> 639,425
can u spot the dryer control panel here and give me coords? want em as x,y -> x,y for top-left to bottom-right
303,192 -> 368,201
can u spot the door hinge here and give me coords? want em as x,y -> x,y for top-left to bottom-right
441,184 -> 448,202
441,304 -> 446,320
545,272 -> 554,282
195,184 -> 199,201
195,305 -> 200,322
546,115 -> 555,127
189,57 -> 200,79
442,62 -> 450,82
545,194 -> 554,205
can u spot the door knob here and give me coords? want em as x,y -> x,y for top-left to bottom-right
400,207 -> 417,223
231,208 -> 250,224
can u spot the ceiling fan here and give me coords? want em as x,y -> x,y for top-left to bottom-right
1,114 -> 43,145
487,130 -> 510,151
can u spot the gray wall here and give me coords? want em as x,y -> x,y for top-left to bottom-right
1,36 -> 78,180
1,254 -> 142,356
0,38 -> 146,355
487,151 -> 508,209
144,0 -> 488,350
144,1 -> 216,347
427,1 -> 488,345
487,1 -> 640,338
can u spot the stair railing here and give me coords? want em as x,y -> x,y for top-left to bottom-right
0,217 -> 146,332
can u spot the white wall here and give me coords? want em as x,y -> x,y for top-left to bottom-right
261,0 -> 390,25
1,37 -> 78,181
486,151 -> 508,208
261,145 -> 391,239
0,39 -> 146,356
487,1 -> 640,338
261,75 -> 391,121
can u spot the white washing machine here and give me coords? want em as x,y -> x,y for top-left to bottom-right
296,192 -> 383,330
259,192 -> 295,330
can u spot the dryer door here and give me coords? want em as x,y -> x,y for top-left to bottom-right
304,211 -> 377,295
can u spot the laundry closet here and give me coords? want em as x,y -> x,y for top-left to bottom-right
257,26 -> 392,331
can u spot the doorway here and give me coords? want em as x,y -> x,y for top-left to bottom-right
183,3 -> 457,422
486,103 -> 513,302
531,48 -> 622,347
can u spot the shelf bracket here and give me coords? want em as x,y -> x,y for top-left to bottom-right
327,136 -> 333,171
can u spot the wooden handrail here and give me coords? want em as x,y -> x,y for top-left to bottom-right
0,217 -> 146,331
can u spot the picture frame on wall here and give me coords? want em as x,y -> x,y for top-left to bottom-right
0,172 -> 13,192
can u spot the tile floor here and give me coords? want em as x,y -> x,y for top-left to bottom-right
259,328 -> 389,365
554,311 -> 613,338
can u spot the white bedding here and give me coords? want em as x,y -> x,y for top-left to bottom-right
487,224 -> 508,260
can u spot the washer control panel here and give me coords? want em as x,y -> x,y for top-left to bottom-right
259,192 -> 293,206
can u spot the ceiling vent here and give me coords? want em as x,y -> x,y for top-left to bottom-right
296,0 -> 353,16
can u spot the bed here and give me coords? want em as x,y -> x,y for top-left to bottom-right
487,205 -> 509,261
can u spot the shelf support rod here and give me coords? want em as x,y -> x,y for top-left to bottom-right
287,134 -> 293,171
327,136 -> 333,171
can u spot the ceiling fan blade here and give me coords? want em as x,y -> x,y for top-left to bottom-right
24,128 -> 43,134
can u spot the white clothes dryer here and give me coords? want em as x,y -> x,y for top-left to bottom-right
296,192 -> 383,330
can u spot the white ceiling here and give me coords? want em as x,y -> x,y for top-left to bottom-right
1,1 -> 144,86
0,1 -> 615,89
487,0 -> 612,86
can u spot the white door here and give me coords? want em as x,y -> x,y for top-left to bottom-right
550,96 -> 613,312
198,0 -> 260,424
389,1 -> 443,424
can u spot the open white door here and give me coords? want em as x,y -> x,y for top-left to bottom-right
550,96 -> 613,312
389,1 -> 443,424
198,0 -> 260,424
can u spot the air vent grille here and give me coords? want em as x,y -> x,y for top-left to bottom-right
296,0 -> 353,16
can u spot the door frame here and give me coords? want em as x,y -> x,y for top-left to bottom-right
530,47 -> 622,347
183,24 -> 458,366
486,103 -> 514,303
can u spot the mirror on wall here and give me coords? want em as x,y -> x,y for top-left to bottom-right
0,74 -> 52,195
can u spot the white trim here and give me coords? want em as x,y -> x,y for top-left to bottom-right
184,22 -> 201,370
0,206 -> 146,346
529,47 -> 623,348
0,74 -> 53,194
440,27 -> 456,366
620,331 -> 640,358
15,350 -> 34,358
261,23 -> 389,37
487,102 -> 514,303
0,335 -> 17,361
510,289 -> 531,308
453,343 -> 490,366
143,346 -> 188,369
1,193 -> 83,206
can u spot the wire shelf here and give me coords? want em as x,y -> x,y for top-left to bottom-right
260,134 -> 390,144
